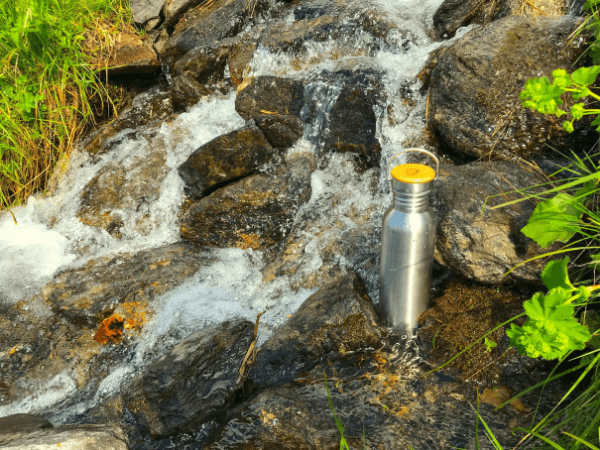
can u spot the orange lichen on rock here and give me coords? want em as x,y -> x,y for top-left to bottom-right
94,315 -> 124,344
119,301 -> 149,333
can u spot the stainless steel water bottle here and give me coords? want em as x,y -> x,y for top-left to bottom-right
380,149 -> 438,335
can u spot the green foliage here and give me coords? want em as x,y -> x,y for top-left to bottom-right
507,286 -> 591,360
520,66 -> 600,133
484,337 -> 497,352
521,193 -> 582,249
0,0 -> 136,213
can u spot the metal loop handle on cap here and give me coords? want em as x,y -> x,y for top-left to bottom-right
387,148 -> 440,182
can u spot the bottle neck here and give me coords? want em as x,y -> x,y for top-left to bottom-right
393,189 -> 431,212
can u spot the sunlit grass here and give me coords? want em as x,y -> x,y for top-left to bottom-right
0,0 -> 140,218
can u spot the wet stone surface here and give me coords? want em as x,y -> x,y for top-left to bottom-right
432,160 -> 554,284
179,153 -> 315,250
40,242 -> 212,327
429,14 -> 593,160
121,319 -> 254,439
248,273 -> 387,391
178,122 -> 276,200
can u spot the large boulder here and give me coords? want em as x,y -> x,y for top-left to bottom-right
432,0 -> 573,39
248,273 -> 386,390
179,152 -> 315,250
432,160 -> 553,284
178,123 -> 276,200
121,319 -> 254,439
429,15 -> 593,161
41,242 -> 210,327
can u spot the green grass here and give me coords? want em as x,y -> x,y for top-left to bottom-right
0,0 -> 139,219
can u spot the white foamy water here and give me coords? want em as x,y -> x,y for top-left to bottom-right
0,0 -> 463,423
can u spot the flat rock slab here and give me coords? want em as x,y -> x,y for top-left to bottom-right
180,152 -> 315,249
121,318 -> 254,439
99,34 -> 161,75
432,160 -> 551,284
41,242 -> 213,327
0,421 -> 128,449
249,273 -> 386,389
429,15 -> 590,160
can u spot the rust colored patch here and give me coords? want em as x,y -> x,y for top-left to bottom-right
94,315 -> 125,344
237,232 -> 262,250
120,301 -> 149,332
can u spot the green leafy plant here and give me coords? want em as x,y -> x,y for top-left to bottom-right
520,66 -> 600,133
506,257 -> 594,360
484,337 -> 497,352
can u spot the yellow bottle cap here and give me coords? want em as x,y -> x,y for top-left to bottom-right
391,164 -> 436,184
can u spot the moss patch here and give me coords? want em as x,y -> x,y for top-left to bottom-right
419,278 -> 525,383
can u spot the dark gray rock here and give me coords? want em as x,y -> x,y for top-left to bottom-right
248,273 -> 386,389
178,122 -> 275,199
180,152 -> 315,250
170,74 -> 213,111
254,114 -> 304,149
121,319 -> 254,439
165,0 -> 207,27
235,76 -> 305,121
432,0 -> 485,39
321,84 -> 382,167
429,15 -> 592,160
173,39 -> 233,84
160,0 -> 256,66
432,160 -> 554,284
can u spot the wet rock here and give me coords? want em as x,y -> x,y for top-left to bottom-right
321,84 -> 382,166
83,86 -> 173,157
254,114 -> 304,149
160,0 -> 255,66
432,160 -> 552,284
433,0 -> 570,39
180,152 -> 315,249
0,420 -> 128,449
165,0 -> 207,28
131,0 -> 165,29
173,39 -> 233,84
209,340 -> 531,449
248,273 -> 386,390
429,15 -> 592,160
433,0 -> 485,39
99,33 -> 161,75
121,319 -> 254,439
171,74 -> 214,110
227,31 -> 260,88
235,76 -> 305,121
178,123 -> 275,199
76,151 -> 168,237
40,242 -> 212,327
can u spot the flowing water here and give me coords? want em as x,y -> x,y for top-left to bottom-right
0,0 -> 478,432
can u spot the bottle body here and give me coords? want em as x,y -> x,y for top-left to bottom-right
379,188 -> 436,335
